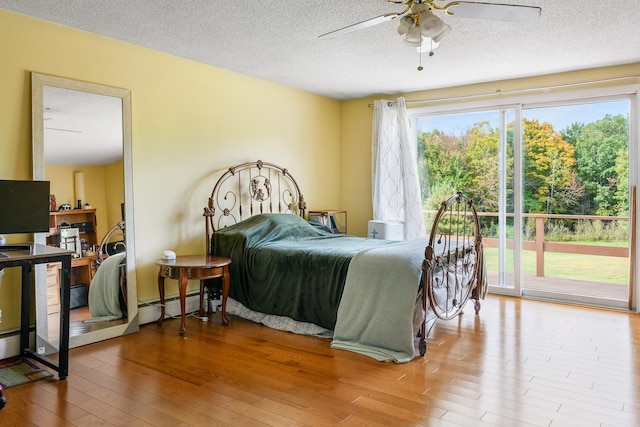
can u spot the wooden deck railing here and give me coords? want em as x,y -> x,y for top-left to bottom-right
426,211 -> 629,278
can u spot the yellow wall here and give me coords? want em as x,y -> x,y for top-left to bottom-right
88,161 -> 127,248
0,10 -> 341,332
104,161 -> 125,230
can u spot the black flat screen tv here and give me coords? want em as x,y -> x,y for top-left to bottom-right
0,180 -> 51,235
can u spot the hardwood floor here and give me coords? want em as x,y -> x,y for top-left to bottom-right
1,295 -> 639,426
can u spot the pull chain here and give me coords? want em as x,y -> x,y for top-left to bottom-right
417,38 -> 436,71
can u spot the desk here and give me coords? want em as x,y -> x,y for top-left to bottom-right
155,255 -> 231,336
71,255 -> 97,285
0,243 -> 73,407
46,255 -> 97,313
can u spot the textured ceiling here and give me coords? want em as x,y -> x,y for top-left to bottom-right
3,0 -> 640,100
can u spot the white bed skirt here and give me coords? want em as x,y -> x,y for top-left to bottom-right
226,290 -> 430,343
226,297 -> 334,338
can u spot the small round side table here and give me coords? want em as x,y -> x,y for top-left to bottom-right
155,255 -> 231,336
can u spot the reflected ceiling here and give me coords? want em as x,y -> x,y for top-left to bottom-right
43,86 -> 122,165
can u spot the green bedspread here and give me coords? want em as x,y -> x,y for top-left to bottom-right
212,214 -> 396,330
331,238 -> 428,362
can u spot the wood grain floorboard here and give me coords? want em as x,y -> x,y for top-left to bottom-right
0,294 -> 639,426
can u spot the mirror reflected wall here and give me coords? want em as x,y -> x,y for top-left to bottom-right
32,72 -> 138,351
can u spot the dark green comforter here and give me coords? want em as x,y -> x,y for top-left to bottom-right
211,213 -> 396,330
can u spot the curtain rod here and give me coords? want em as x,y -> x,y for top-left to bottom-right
367,73 -> 640,107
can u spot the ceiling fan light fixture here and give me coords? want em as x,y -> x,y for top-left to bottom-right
399,15 -> 414,26
402,24 -> 423,46
419,10 -> 445,36
318,0 -> 543,71
397,8 -> 450,47
396,15 -> 415,36
432,23 -> 451,43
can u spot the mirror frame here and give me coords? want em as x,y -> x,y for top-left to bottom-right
31,72 -> 138,349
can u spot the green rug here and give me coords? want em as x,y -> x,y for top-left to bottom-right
0,357 -> 52,389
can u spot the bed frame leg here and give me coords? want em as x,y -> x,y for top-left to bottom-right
474,299 -> 481,314
419,339 -> 427,357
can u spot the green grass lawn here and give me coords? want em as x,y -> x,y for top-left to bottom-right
483,247 -> 629,284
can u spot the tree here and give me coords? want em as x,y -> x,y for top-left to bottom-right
523,119 -> 583,214
573,114 -> 628,215
613,150 -> 629,216
561,122 -> 583,147
464,121 -> 502,212
418,129 -> 469,202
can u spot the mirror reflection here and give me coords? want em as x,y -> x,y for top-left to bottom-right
32,73 -> 138,351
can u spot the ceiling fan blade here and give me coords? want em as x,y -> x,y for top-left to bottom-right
319,12 -> 400,39
447,2 -> 541,23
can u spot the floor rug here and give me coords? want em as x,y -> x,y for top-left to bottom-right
0,357 -> 52,389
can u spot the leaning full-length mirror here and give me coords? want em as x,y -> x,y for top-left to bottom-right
32,72 -> 138,351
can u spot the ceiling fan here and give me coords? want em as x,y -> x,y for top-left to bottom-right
320,1 -> 541,68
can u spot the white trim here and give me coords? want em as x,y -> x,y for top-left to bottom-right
0,334 -> 22,360
488,285 -> 520,297
631,90 -> 640,312
410,83 -> 640,116
498,110 -> 508,288
522,289 -> 629,310
513,105 -> 524,296
403,75 -> 640,107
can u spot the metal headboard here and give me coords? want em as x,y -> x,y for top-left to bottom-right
204,160 -> 307,251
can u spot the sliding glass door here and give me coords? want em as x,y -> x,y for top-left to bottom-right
416,95 -> 634,309
520,99 -> 631,307
417,108 -> 520,296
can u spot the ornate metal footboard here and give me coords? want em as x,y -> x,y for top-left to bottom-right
204,160 -> 307,251
419,192 -> 484,356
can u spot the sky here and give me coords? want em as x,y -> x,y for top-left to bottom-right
417,99 -> 629,135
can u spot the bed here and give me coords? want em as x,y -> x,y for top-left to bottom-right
205,160 -> 485,362
83,221 -> 127,323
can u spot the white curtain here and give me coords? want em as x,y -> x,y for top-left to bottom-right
372,97 -> 426,239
